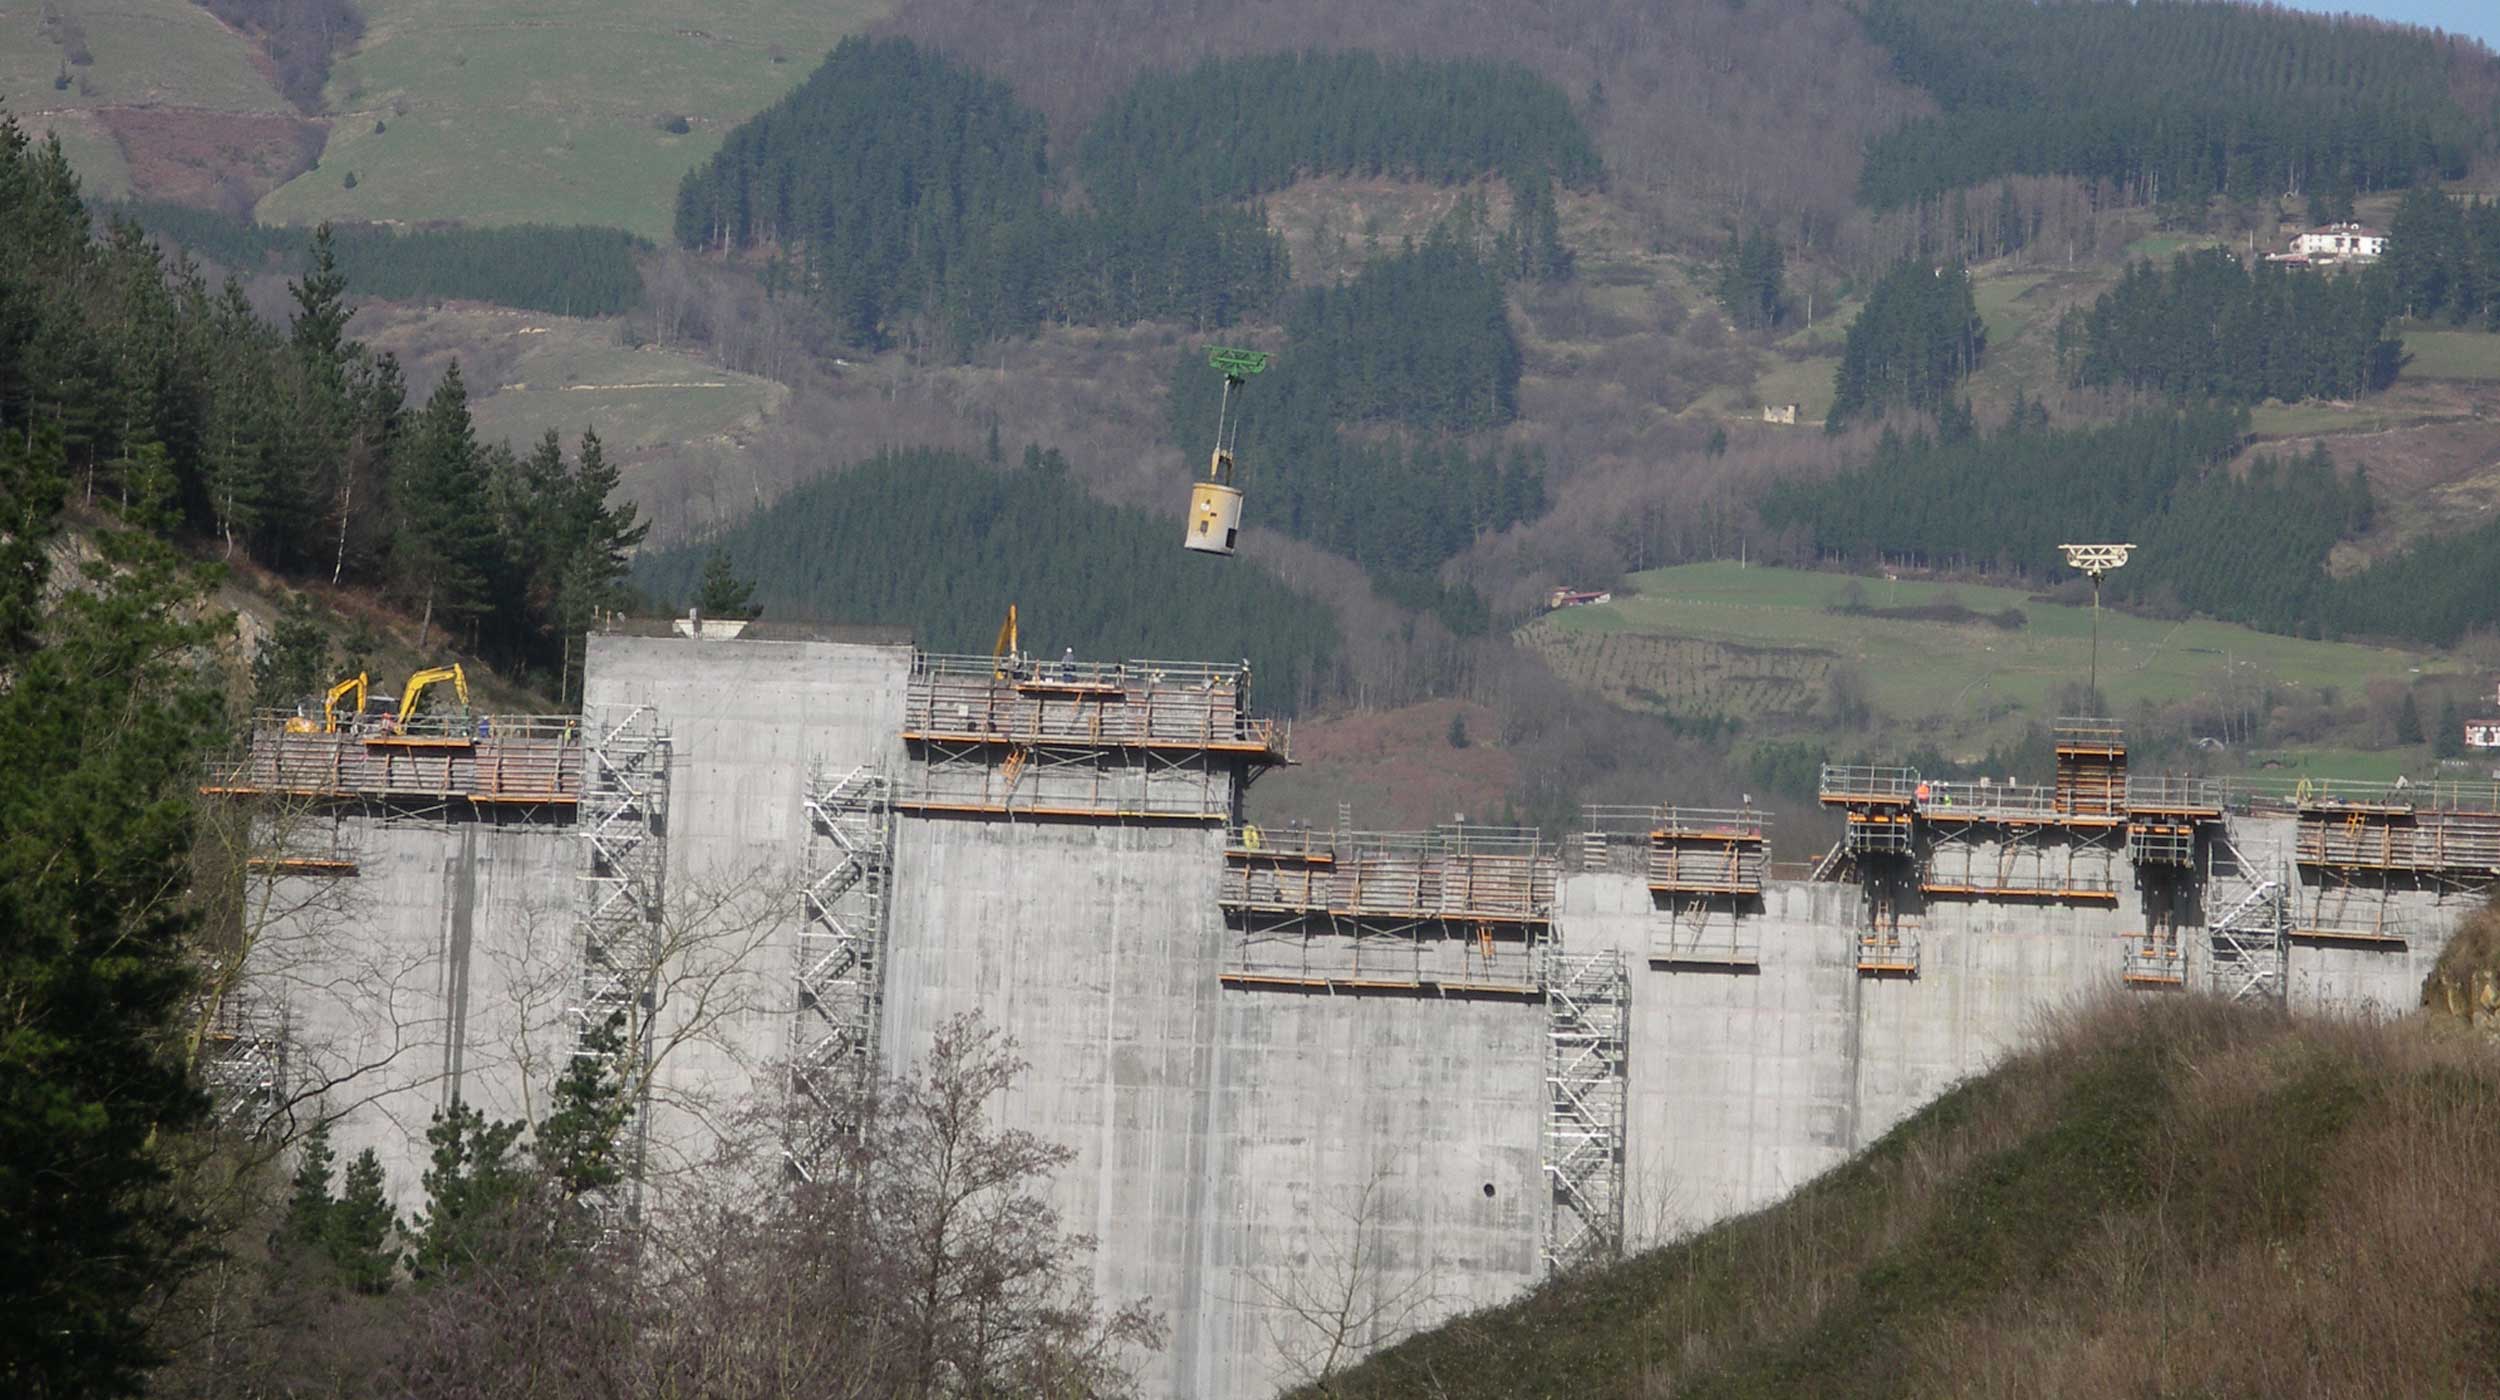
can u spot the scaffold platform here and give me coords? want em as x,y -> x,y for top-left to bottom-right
898,653 -> 1287,820
2121,933 -> 2187,988
1856,927 -> 1920,976
1219,826 -> 1555,925
1219,826 -> 1555,995
201,712 -> 584,810
1640,806 -> 1769,894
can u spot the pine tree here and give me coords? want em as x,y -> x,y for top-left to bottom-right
2437,699 -> 2466,760
394,364 -> 500,648
2396,691 -> 2425,745
326,1148 -> 400,1295
535,1015 -> 631,1249
409,1099 -> 531,1284
284,1118 -> 339,1251
694,546 -> 760,620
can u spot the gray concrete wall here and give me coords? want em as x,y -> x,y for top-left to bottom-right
581,634 -> 914,1188
266,813 -> 576,1206
245,636 -> 2480,1398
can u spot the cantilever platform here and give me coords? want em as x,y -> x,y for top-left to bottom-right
201,712 -> 584,810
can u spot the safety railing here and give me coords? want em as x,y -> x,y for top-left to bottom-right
1818,764 -> 1921,803
2292,812 -> 2500,874
2125,775 -> 2225,812
1918,781 -> 2058,820
904,653 -> 1288,759
2121,936 -> 2187,987
203,715 -> 585,805
1219,826 -> 1556,922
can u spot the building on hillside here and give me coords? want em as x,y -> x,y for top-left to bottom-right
1761,403 -> 1799,426
1547,587 -> 1613,610
2265,221 -> 2387,267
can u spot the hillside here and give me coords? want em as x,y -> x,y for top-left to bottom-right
1523,563 -> 2468,773
255,0 -> 891,237
1309,991 -> 2500,1399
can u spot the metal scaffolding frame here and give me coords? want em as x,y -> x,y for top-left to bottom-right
1218,825 -> 1555,995
2205,831 -> 2287,1004
1919,818 -> 2123,902
571,705 -> 670,1238
1543,950 -> 1626,1274
786,766 -> 894,1180
200,988 -> 289,1130
897,652 -> 1288,822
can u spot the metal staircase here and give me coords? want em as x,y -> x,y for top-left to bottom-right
1543,950 -> 1627,1272
786,765 -> 894,1180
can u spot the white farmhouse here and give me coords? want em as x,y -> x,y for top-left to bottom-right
2290,221 -> 2387,261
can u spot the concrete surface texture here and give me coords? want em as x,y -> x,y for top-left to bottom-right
240,633 -> 2479,1400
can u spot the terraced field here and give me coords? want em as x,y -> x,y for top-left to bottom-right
1523,562 -> 2455,760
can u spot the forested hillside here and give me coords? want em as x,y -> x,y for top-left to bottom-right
1075,51 -> 1601,204
2069,249 -> 2402,404
1826,261 -> 1985,430
109,203 -> 647,316
1159,230 -> 1548,584
673,37 -> 1286,351
1856,0 -> 2487,209
2385,187 -> 2500,325
0,120 -> 644,699
631,447 -> 1340,711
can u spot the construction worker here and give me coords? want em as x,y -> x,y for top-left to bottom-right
1061,646 -> 1076,682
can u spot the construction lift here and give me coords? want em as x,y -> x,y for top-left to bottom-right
1184,346 -> 1270,557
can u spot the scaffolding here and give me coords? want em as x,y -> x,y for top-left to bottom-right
202,711 -> 585,812
897,653 -> 1287,821
199,988 -> 288,1130
2052,717 -> 2128,818
1543,950 -> 1626,1274
2120,931 -> 2187,988
1219,825 -> 1554,995
786,766 -> 893,1181
1918,819 -> 2122,902
2291,871 -> 2412,946
1650,895 -> 1760,967
2293,805 -> 2500,875
1639,806 -> 1770,895
2205,832 -> 2287,1004
1819,763 -> 1920,856
570,706 -> 670,1240
1856,890 -> 1920,976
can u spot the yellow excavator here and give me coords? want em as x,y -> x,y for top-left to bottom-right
991,604 -> 1019,679
392,664 -> 470,731
284,673 -> 369,733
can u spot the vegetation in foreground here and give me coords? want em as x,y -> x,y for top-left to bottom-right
1311,989 -> 2500,1399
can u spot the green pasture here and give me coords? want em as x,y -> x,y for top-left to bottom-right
257,0 -> 890,237
1525,562 -> 2453,757
464,325 -> 784,460
2400,328 -> 2500,382
0,0 -> 289,115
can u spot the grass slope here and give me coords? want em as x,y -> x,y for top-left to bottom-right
254,0 -> 890,236
0,0 -> 289,114
352,304 -> 785,527
1522,562 -> 2452,758
1313,995 -> 2500,1399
